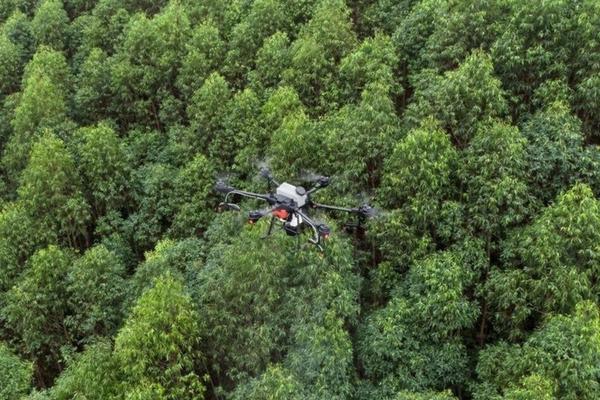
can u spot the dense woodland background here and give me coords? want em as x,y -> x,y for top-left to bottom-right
0,0 -> 600,398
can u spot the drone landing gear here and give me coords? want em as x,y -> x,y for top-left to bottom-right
261,216 -> 276,239
218,202 -> 241,212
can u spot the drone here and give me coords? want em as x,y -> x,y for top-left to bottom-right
215,168 -> 376,251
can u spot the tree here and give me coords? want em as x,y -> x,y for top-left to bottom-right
223,0 -> 294,87
73,48 -> 114,124
323,81 -> 400,193
196,227 -> 290,385
248,31 -> 291,94
283,0 -> 357,112
358,248 -> 480,397
230,365 -> 302,400
357,0 -> 416,36
0,201 -> 52,294
129,162 -> 178,252
72,122 -> 129,218
380,122 -> 457,230
3,46 -> 70,184
260,85 -> 304,133
268,109 -> 322,178
170,153 -> 215,238
521,101 -> 585,204
0,342 -> 33,399
0,34 -> 22,96
65,245 -> 128,343
2,246 -> 73,385
221,88 -> 264,174
208,88 -> 261,169
338,33 -> 400,101
474,301 -> 600,400
49,341 -> 122,400
186,72 -> 230,154
73,0 -> 130,56
176,20 -> 225,100
391,0 -> 447,90
459,120 -> 531,241
114,274 -> 205,399
18,132 -> 90,248
393,391 -> 457,400
422,0 -> 510,71
31,0 -> 69,50
486,184 -> 600,338
490,1 -> 581,118
130,238 -> 203,303
405,51 -> 508,147
2,10 -> 35,63
110,3 -> 190,129
364,242 -> 483,394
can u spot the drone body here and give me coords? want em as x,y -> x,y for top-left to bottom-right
215,170 -> 374,251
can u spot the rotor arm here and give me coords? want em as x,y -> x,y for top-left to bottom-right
224,189 -> 273,204
259,167 -> 280,187
305,176 -> 330,196
311,202 -> 355,213
312,201 -> 375,219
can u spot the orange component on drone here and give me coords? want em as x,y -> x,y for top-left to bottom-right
272,208 -> 289,220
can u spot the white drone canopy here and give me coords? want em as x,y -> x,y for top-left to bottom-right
276,182 -> 308,207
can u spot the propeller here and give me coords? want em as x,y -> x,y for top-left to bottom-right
356,203 -> 378,219
215,179 -> 235,194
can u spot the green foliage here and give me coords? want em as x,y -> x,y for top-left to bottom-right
2,10 -> 35,62
114,274 -> 204,399
72,122 -> 129,217
224,0 -> 295,86
283,0 -> 357,111
66,245 -> 127,343
4,46 -> 70,182
0,201 -> 50,293
0,342 -> 32,400
129,163 -> 178,251
131,238 -> 203,301
459,120 -> 531,239
110,2 -> 190,129
18,132 -> 90,247
490,0 -> 590,118
358,248 -> 480,396
380,122 -> 457,229
171,154 -> 215,237
405,51 -> 508,146
487,184 -> 600,338
0,34 -> 22,96
230,365 -> 302,400
73,48 -> 114,124
186,71 -> 230,153
248,31 -> 291,93
474,301 -> 600,400
393,390 -> 457,400
209,88 -> 260,169
423,0 -> 510,70
339,33 -> 400,100
196,228 -> 291,382
521,101 -> 586,204
2,246 -> 73,382
31,0 -> 69,50
324,81 -> 399,192
1,1 -> 600,397
49,341 -> 122,400
176,20 -> 225,99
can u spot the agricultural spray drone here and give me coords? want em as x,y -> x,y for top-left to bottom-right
215,168 -> 376,251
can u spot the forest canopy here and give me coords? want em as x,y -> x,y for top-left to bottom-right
0,0 -> 600,399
